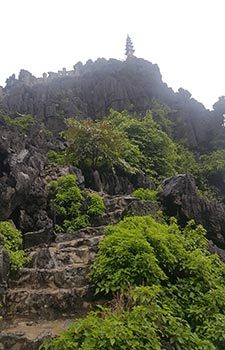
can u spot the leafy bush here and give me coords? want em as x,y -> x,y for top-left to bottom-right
2,113 -> 35,131
132,188 -> 158,202
48,174 -> 88,232
47,150 -> 67,165
41,286 -> 215,350
107,110 -> 178,182
90,230 -> 166,294
63,118 -> 130,169
41,215 -> 225,349
200,150 -> 225,191
87,193 -> 106,217
48,175 -> 106,232
0,221 -> 28,270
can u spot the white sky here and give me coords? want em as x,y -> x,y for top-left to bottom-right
1,0 -> 225,109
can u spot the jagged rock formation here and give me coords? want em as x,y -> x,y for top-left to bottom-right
159,174 -> 225,248
0,113 -> 152,242
0,58 -> 218,149
1,56 -> 225,349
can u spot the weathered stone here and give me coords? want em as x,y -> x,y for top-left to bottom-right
159,174 -> 225,248
0,248 -> 10,294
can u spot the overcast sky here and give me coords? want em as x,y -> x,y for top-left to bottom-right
1,0 -> 225,109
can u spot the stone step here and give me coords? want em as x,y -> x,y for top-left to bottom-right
55,228 -> 105,243
0,316 -> 78,350
5,286 -> 92,318
24,235 -> 104,270
55,235 -> 104,250
28,245 -> 97,269
9,264 -> 90,289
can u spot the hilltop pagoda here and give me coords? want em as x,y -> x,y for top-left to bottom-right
125,34 -> 135,58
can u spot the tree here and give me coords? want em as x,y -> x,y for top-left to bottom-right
125,34 -> 135,58
107,110 -> 178,182
64,118 -> 129,169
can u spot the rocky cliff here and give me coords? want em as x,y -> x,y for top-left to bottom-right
1,57 -> 225,349
1,57 -> 220,149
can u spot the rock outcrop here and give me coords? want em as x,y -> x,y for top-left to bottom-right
1,56 -> 225,349
159,174 -> 225,248
0,58 -> 214,150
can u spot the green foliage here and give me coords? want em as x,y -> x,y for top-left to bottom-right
132,188 -> 158,202
61,110 -> 211,186
41,285 -> 216,350
88,216 -> 225,349
48,174 -> 88,232
175,144 -> 200,176
48,175 -> 106,232
151,98 -> 174,137
188,149 -> 225,199
107,110 -> 178,182
90,230 -> 166,293
40,294 -> 161,350
48,150 -> 67,165
87,193 -> 106,217
200,150 -> 225,188
2,113 -> 35,132
63,118 -> 129,169
41,215 -> 225,349
0,221 -> 28,270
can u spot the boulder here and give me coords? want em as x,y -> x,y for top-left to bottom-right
159,174 -> 225,248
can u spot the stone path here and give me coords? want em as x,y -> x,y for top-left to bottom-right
0,227 -> 105,350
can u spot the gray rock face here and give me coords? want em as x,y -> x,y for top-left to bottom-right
159,174 -> 225,248
87,167 -> 152,195
0,248 -> 10,295
0,58 -> 213,150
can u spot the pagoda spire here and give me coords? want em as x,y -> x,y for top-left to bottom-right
125,34 -> 135,58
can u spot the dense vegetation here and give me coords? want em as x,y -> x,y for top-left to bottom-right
0,221 -> 28,270
48,174 -> 105,232
132,188 -> 158,202
42,216 -> 225,350
3,58 -> 225,350
48,107 -> 225,199
39,103 -> 225,349
0,111 -> 35,132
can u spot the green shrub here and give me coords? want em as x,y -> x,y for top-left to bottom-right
63,215 -> 90,232
48,176 -> 106,232
63,118 -> 130,169
87,193 -> 106,217
90,230 -> 166,294
132,188 -> 158,202
47,150 -> 66,165
48,174 -> 87,232
2,113 -> 35,132
41,286 -> 215,350
41,215 -> 225,350
0,221 -> 28,270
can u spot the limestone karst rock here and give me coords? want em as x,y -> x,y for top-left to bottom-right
159,174 -> 225,248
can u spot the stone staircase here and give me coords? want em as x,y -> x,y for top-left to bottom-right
0,194 -> 160,349
0,226 -> 105,350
